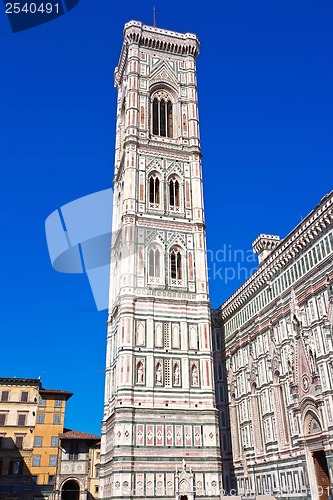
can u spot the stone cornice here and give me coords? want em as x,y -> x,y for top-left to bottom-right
115,20 -> 199,87
221,191 -> 333,319
137,217 -> 202,232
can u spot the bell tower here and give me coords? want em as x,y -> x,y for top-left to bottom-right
100,20 -> 222,500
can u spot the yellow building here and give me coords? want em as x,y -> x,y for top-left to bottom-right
0,378 -> 72,499
31,388 -> 73,496
89,442 -> 101,498
0,377 -> 41,497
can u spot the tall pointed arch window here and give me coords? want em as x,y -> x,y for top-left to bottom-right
169,176 -> 180,211
152,91 -> 173,138
148,246 -> 162,285
169,247 -> 183,286
148,172 -> 162,210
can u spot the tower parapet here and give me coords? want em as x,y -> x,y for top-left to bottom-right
252,233 -> 281,264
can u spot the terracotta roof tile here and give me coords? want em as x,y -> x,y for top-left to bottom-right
39,388 -> 73,399
59,429 -> 100,441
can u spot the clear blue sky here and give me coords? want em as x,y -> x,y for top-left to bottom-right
0,0 -> 332,436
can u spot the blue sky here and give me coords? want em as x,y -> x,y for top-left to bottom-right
0,0 -> 332,436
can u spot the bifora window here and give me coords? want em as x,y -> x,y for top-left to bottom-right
169,176 -> 180,210
170,248 -> 183,286
152,91 -> 173,138
148,173 -> 160,208
148,247 -> 161,284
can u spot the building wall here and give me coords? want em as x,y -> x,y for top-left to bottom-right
216,192 -> 333,499
53,437 -> 100,500
0,378 -> 40,495
0,378 -> 72,499
211,313 -> 236,495
31,389 -> 71,487
89,444 -> 101,498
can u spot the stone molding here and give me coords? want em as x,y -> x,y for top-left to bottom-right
115,21 -> 199,87
221,191 -> 333,319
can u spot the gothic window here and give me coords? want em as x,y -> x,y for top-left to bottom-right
152,92 -> 173,138
149,175 -> 160,204
148,172 -> 162,210
148,246 -> 162,285
169,247 -> 183,286
169,176 -> 180,211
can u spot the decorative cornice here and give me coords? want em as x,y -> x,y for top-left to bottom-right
115,21 -> 199,87
221,191 -> 333,319
137,218 -> 196,232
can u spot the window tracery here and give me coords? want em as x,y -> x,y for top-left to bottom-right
151,91 -> 173,138
169,247 -> 183,286
148,245 -> 163,285
148,172 -> 161,210
169,175 -> 180,211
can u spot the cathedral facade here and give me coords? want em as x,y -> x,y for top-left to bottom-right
215,191 -> 333,499
100,21 -> 222,500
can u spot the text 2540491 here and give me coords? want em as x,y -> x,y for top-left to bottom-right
5,3 -> 60,14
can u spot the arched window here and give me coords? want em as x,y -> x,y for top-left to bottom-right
170,248 -> 182,285
148,247 -> 161,284
169,176 -> 180,210
149,175 -> 160,204
148,173 -> 161,210
152,91 -> 173,138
